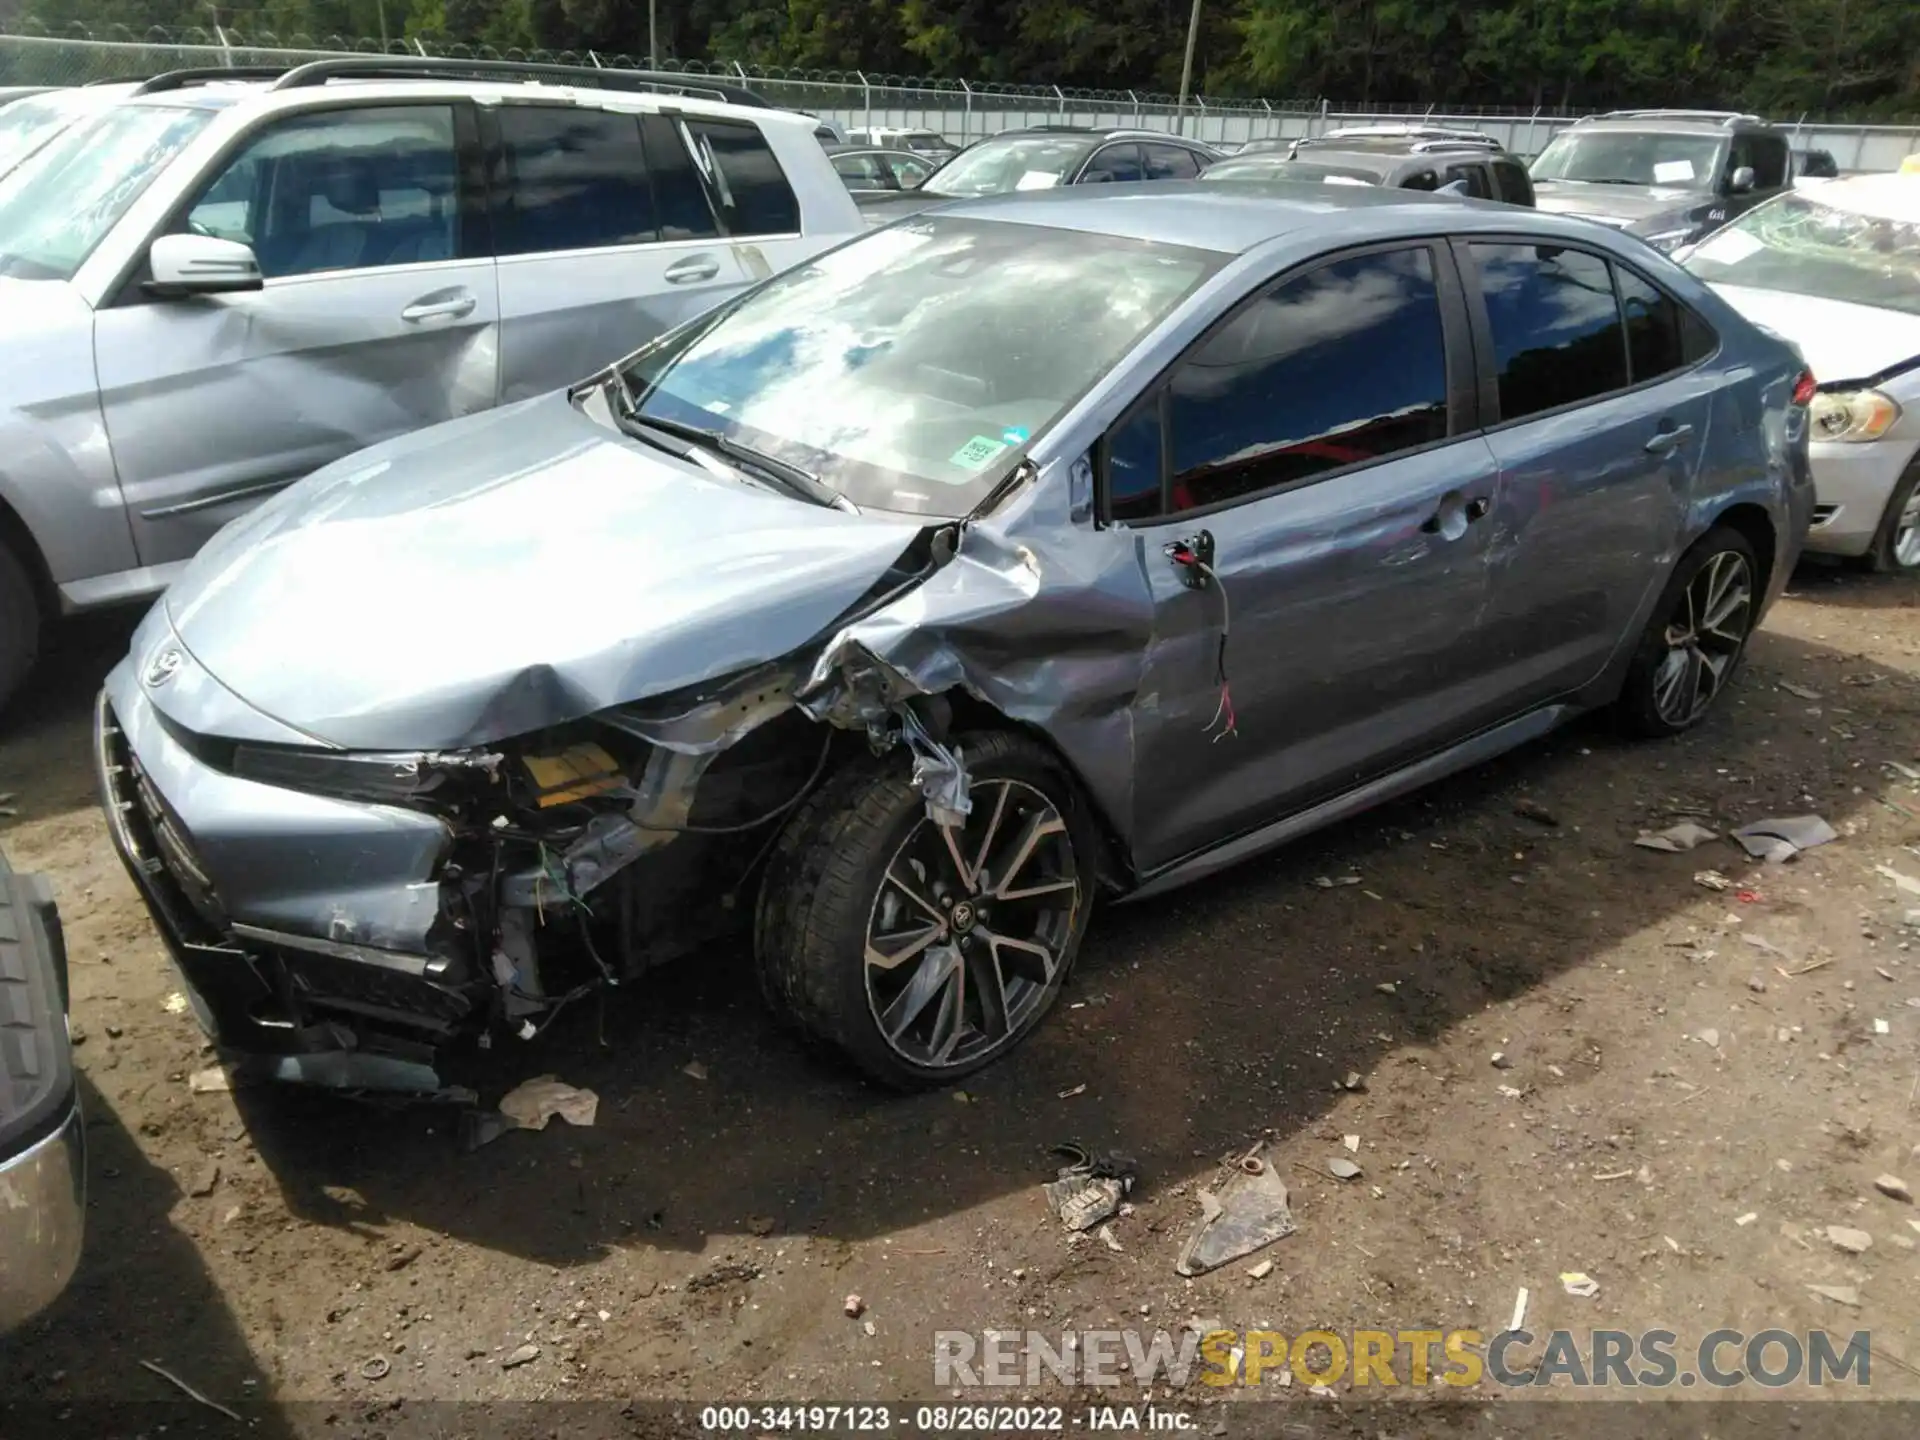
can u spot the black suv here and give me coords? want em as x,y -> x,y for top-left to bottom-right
853,125 -> 1221,223
1529,110 -> 1793,252
1205,126 -> 1535,204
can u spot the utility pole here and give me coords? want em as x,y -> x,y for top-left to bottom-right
649,0 -> 658,68
1176,0 -> 1203,137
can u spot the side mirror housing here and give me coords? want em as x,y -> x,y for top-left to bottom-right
1728,165 -> 1756,194
145,233 -> 263,298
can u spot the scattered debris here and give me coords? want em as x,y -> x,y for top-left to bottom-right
498,1075 -> 599,1130
1496,1085 -> 1526,1100
1043,1145 -> 1137,1233
1057,1084 -> 1087,1100
1693,870 -> 1734,891
359,1354 -> 391,1381
1247,1258 -> 1275,1280
1374,982 -> 1398,996
1732,815 -> 1837,864
186,1160 -> 220,1198
163,992 -> 189,1015
844,1294 -> 865,1319
686,1259 -> 760,1291
1736,1212 -> 1758,1227
747,1216 -> 777,1237
1808,1284 -> 1861,1308
1340,1071 -> 1366,1092
1743,933 -> 1790,959
682,1060 -> 709,1082
502,1343 -> 541,1369
1875,865 -> 1920,898
139,1360 -> 242,1422
1313,875 -> 1362,889
1874,1018 -> 1891,1035
1560,1272 -> 1600,1299
1176,1146 -> 1296,1277
1875,1175 -> 1913,1204
1698,1028 -> 1721,1049
187,1066 -> 234,1094
863,1319 -> 877,1336
1342,1134 -> 1360,1153
1827,1225 -> 1873,1255
1748,977 -> 1769,994
1779,681 -> 1823,701
1490,1051 -> 1514,1069
1327,1157 -> 1362,1180
1636,822 -> 1718,853
384,1244 -> 423,1273
1594,1168 -> 1635,1182
1097,1223 -> 1124,1254
1512,797 -> 1559,827
1509,1287 -> 1529,1332
460,1109 -> 513,1152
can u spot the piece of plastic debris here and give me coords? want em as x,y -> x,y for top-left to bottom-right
1873,1018 -> 1891,1035
502,1343 -> 541,1368
1512,797 -> 1558,827
1313,875 -> 1362,889
1496,1085 -> 1525,1099
1327,1157 -> 1362,1180
1827,1225 -> 1873,1254
1340,1071 -> 1366,1092
1491,1051 -> 1513,1069
1057,1083 -> 1087,1099
1247,1258 -> 1275,1280
163,991 -> 189,1014
1098,1223 -> 1124,1253
1808,1284 -> 1861,1308
1636,822 -> 1718,853
1043,1144 -> 1137,1232
1698,1028 -> 1720,1049
862,1319 -> 877,1336
1779,682 -> 1822,701
1732,815 -> 1837,864
1875,865 -> 1920,897
499,1075 -> 599,1131
1374,981 -> 1398,996
359,1354 -> 391,1380
1875,1175 -> 1913,1203
188,1066 -> 234,1094
1693,870 -> 1733,891
1175,1145 -> 1297,1276
1342,1134 -> 1360,1153
1594,1168 -> 1635,1181
1736,1212 -> 1758,1226
682,1060 -> 709,1081
1509,1287 -> 1529,1332
1560,1271 -> 1600,1299
844,1294 -> 865,1318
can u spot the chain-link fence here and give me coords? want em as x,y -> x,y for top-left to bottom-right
4,24 -> 1919,166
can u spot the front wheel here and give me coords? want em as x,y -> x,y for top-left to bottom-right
1614,525 -> 1759,739
756,730 -> 1093,1089
0,539 -> 40,717
1864,465 -> 1920,574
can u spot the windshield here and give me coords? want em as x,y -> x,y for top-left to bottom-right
0,103 -> 213,281
1531,132 -> 1724,188
0,91 -> 95,179
1202,158 -> 1380,186
1682,190 -> 1920,316
620,216 -> 1221,516
922,135 -> 1099,197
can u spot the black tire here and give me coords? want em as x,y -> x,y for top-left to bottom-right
756,729 -> 1095,1090
1615,524 -> 1760,739
1863,464 -> 1920,575
0,538 -> 40,717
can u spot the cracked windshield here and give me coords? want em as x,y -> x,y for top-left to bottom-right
1684,188 -> 1920,314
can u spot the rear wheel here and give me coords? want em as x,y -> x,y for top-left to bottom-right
1615,525 -> 1759,739
0,538 -> 40,717
1864,465 -> 1920,574
756,730 -> 1093,1089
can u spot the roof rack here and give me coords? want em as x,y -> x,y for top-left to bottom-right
1580,109 -> 1766,127
129,66 -> 293,94
1322,123 -> 1498,143
266,55 -> 770,107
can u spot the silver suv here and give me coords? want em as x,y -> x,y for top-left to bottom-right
0,58 -> 863,710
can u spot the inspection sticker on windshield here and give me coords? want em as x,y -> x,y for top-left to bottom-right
1000,425 -> 1031,446
1015,170 -> 1062,191
1653,160 -> 1695,184
950,435 -> 1010,470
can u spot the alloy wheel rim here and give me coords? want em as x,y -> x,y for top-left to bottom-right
1893,493 -> 1920,569
1653,550 -> 1753,726
863,778 -> 1080,1070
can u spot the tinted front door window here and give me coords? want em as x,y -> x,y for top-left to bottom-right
1143,144 -> 1203,179
1469,243 -> 1628,419
1165,247 -> 1450,510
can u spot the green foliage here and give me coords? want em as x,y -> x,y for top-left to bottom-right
15,0 -> 1920,114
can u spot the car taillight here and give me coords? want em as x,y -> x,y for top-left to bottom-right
1792,370 -> 1818,407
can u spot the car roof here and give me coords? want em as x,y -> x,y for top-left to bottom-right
1005,125 -> 1211,143
1570,112 -> 1772,136
928,179 -> 1574,253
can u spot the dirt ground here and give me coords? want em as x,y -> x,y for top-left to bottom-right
3,565 -> 1920,1438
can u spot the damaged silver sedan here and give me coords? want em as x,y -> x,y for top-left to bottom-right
97,183 -> 1815,1093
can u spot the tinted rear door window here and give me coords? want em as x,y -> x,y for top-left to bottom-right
1164,247 -> 1451,510
1616,267 -> 1702,383
686,120 -> 800,235
496,107 -> 654,256
1469,242 -> 1628,420
640,113 -> 720,241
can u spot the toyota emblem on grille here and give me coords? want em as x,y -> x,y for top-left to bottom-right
144,646 -> 184,687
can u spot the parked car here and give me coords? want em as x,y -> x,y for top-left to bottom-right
855,126 -> 1221,222
827,144 -> 934,195
1530,109 -> 1793,252
1679,173 -> 1920,571
0,57 -> 863,714
0,845 -> 83,1334
808,116 -> 848,145
1202,126 -> 1535,204
97,182 -> 1813,1094
845,125 -> 958,162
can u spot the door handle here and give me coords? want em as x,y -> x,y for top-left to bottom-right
665,256 -> 721,285
401,293 -> 476,323
1645,422 -> 1695,455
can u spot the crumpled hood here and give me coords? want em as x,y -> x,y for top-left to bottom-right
1705,283 -> 1920,387
163,391 -> 930,751
1531,182 -> 1694,229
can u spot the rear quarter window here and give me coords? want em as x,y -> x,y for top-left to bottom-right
686,119 -> 801,236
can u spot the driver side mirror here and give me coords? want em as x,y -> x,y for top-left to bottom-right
145,233 -> 263,298
1728,165 -> 1756,194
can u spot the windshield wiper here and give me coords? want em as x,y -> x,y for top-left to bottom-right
602,378 -> 857,515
